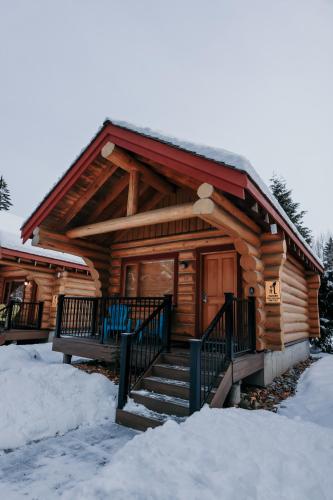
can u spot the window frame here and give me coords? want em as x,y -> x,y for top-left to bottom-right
121,253 -> 178,304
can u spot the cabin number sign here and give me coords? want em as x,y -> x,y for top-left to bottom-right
265,280 -> 281,304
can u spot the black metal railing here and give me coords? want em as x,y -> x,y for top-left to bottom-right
0,301 -> 44,331
189,293 -> 256,414
117,294 -> 172,409
55,295 -> 171,345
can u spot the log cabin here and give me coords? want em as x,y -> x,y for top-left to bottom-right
0,212 -> 96,345
21,119 -> 322,430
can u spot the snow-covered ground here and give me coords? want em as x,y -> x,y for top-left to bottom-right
1,344 -> 333,500
0,343 -> 118,450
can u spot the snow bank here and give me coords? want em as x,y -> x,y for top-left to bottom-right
63,356 -> 333,500
64,406 -> 333,500
0,344 -> 117,451
279,355 -> 333,429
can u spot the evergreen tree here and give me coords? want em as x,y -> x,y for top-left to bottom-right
316,237 -> 333,352
0,176 -> 12,211
269,174 -> 312,244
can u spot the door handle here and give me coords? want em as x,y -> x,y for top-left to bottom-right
202,291 -> 208,304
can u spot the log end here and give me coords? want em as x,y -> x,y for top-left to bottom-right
101,141 -> 116,159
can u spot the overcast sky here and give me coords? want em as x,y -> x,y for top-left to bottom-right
0,0 -> 332,238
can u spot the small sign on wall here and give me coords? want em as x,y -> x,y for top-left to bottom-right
52,295 -> 58,308
265,280 -> 281,304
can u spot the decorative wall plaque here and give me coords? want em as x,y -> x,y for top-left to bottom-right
265,280 -> 281,304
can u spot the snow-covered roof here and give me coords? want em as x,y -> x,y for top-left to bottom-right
109,119 -> 321,267
0,212 -> 85,266
21,118 -> 321,269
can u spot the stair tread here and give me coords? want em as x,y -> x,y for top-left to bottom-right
131,389 -> 189,408
124,399 -> 187,423
154,363 -> 190,371
144,375 -> 190,387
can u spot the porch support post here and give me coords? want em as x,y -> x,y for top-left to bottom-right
55,294 -> 65,338
117,332 -> 135,410
248,296 -> 256,352
189,339 -> 202,414
127,170 -> 140,216
6,301 -> 13,330
163,294 -> 173,352
225,293 -> 234,361
37,302 -> 44,330
91,297 -> 99,337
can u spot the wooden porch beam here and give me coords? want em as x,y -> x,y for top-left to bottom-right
193,198 -> 260,247
127,170 -> 140,216
197,183 -> 260,234
112,190 -> 166,243
101,142 -> 175,195
87,174 -> 129,223
32,227 -> 110,263
62,164 -> 118,226
66,203 -> 195,239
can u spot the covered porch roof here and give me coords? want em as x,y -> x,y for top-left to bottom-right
20,119 -> 323,272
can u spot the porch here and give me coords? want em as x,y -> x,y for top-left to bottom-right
53,293 -> 263,427
0,300 -> 48,345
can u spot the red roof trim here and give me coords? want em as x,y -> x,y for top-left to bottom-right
21,126 -> 111,242
21,123 -> 247,241
1,247 -> 88,271
21,121 -> 322,272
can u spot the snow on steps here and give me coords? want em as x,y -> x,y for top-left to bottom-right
116,350 -> 227,432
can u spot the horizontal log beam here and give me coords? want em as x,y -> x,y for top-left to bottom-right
66,203 -> 196,239
197,183 -> 260,234
193,198 -> 260,247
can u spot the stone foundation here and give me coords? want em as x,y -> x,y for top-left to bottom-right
245,340 -> 310,387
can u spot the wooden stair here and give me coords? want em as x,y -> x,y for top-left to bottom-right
116,349 -> 228,431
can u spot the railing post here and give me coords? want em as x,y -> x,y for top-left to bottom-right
189,339 -> 202,414
91,297 -> 98,337
37,302 -> 44,329
55,295 -> 65,338
163,294 -> 173,352
6,301 -> 14,330
225,293 -> 234,361
118,332 -> 134,410
248,296 -> 256,352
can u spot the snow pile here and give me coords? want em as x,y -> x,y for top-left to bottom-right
0,212 -> 84,265
60,355 -> 333,500
0,343 -> 117,451
279,355 -> 333,429
65,405 -> 333,500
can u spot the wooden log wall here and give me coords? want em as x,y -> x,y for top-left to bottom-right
306,273 -> 320,337
0,263 -> 96,330
261,233 -> 287,350
281,254 -> 310,344
49,271 -> 98,328
235,237 -> 266,350
109,231 -> 234,341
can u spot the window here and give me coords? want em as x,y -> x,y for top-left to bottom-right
124,258 -> 175,298
3,280 -> 25,303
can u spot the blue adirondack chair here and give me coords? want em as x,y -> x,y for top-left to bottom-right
136,312 -> 165,342
103,304 -> 132,341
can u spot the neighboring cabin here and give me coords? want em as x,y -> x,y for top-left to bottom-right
0,212 -> 96,344
20,120 -> 322,429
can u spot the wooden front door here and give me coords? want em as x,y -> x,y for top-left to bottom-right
201,251 -> 237,331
